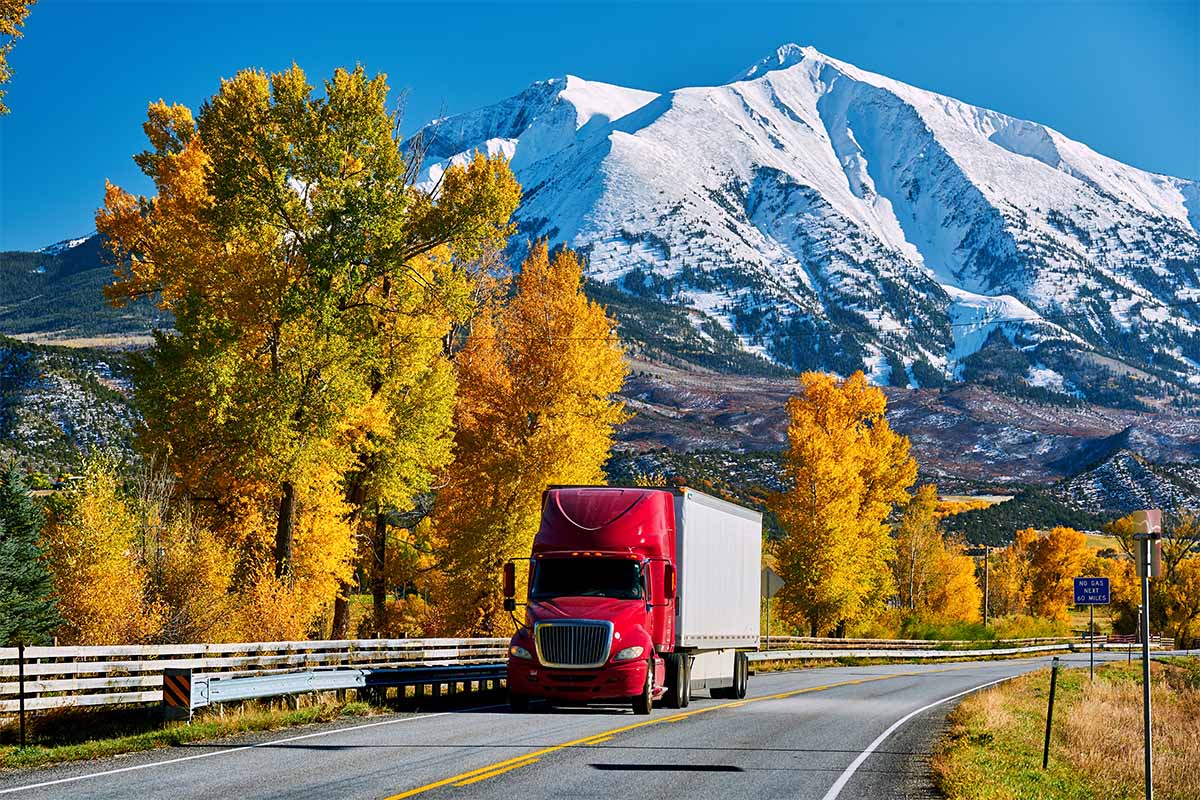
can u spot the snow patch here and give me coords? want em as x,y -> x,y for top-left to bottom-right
39,235 -> 91,255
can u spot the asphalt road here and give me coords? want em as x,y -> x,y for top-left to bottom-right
0,652 -> 1153,800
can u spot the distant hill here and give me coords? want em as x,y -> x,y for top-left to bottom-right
0,335 -> 136,473
0,235 -> 167,341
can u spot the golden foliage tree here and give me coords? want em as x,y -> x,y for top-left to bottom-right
1028,526 -> 1089,622
771,371 -> 916,636
0,0 -> 35,114
926,540 -> 984,624
894,484 -> 942,611
41,459 -> 164,645
989,527 -> 1038,617
893,484 -> 981,623
98,65 -> 518,638
433,242 -> 628,634
1106,511 -> 1200,645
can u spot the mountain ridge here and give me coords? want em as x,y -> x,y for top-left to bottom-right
415,43 -> 1200,403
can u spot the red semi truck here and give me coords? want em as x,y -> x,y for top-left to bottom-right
502,486 -> 762,714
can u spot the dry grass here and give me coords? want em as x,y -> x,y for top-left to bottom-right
935,658 -> 1200,800
7,331 -> 155,350
1063,665 -> 1200,798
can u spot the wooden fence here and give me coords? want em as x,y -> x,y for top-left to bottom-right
0,638 -> 507,714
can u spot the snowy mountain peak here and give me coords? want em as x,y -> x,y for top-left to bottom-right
734,43 -> 821,81
414,46 -> 1200,399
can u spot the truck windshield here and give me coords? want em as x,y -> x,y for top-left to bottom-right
530,559 -> 643,600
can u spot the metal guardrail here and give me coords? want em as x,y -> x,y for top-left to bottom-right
1,632 -> 1176,718
749,643 -> 1075,662
163,663 -> 509,720
0,638 -> 507,714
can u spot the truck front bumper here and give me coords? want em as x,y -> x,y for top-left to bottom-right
506,657 -> 647,701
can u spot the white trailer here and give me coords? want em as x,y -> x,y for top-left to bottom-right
671,488 -> 762,699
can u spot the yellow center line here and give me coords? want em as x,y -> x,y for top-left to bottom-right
381,662 -> 1010,799
452,758 -> 541,787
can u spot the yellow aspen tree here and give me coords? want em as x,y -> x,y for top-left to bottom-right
989,527 -> 1038,617
894,484 -> 942,610
1085,553 -> 1137,633
98,65 -> 518,638
0,0 -> 35,114
771,371 -> 916,636
41,459 -> 165,645
1165,557 -> 1200,648
925,538 -> 983,623
1029,526 -> 1089,621
433,242 -> 628,634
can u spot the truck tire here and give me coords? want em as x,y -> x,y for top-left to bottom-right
632,660 -> 653,715
664,653 -> 687,709
681,657 -> 691,707
509,693 -> 530,713
734,653 -> 748,699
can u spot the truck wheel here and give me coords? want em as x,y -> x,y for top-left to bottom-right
509,693 -> 530,713
734,653 -> 748,699
632,660 -> 653,715
681,657 -> 691,707
665,654 -> 686,709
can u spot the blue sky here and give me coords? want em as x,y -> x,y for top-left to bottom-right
1,0 -> 1196,251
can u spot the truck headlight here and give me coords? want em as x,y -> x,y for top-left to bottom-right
613,645 -> 645,662
509,645 -> 533,660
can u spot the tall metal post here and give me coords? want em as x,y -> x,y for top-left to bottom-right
983,544 -> 990,627
1089,605 -> 1095,682
765,593 -> 771,648
1138,536 -> 1153,800
17,643 -> 26,749
1042,656 -> 1059,769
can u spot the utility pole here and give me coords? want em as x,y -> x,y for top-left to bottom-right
1131,509 -> 1162,800
966,545 -> 991,625
983,543 -> 990,627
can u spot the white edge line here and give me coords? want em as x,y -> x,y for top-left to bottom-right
820,674 -> 1019,800
0,704 -> 506,796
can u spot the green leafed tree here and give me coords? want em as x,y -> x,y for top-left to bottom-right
0,466 -> 61,645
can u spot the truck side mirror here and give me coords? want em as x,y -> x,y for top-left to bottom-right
502,561 -> 516,600
664,564 -> 676,599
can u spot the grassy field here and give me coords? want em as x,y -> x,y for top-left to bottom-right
934,657 -> 1200,800
0,697 -> 378,771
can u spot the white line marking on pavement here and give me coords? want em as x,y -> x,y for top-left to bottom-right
0,704 -> 506,796
820,674 -> 1019,800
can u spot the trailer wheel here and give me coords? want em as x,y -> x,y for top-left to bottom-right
681,657 -> 691,707
632,660 -> 653,715
509,693 -> 530,713
734,653 -> 748,699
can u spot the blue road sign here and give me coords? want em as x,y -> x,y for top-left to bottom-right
1074,576 -> 1110,605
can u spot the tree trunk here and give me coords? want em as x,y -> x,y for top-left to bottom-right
809,613 -> 819,637
274,481 -> 296,579
371,512 -> 389,635
331,589 -> 351,639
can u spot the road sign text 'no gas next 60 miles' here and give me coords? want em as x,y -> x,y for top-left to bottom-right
1073,577 -> 1110,606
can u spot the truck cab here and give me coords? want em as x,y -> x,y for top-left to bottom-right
503,486 -> 760,714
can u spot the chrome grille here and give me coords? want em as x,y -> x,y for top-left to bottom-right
534,620 -> 613,669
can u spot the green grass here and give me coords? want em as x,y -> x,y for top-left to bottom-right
935,658 -> 1200,800
0,698 -> 383,771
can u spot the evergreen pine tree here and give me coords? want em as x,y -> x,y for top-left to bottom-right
0,467 -> 62,645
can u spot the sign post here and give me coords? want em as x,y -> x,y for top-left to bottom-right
1073,576 -> 1110,682
761,566 -> 785,647
1131,508 -> 1162,800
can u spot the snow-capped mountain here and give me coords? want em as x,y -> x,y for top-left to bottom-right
415,44 -> 1200,397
